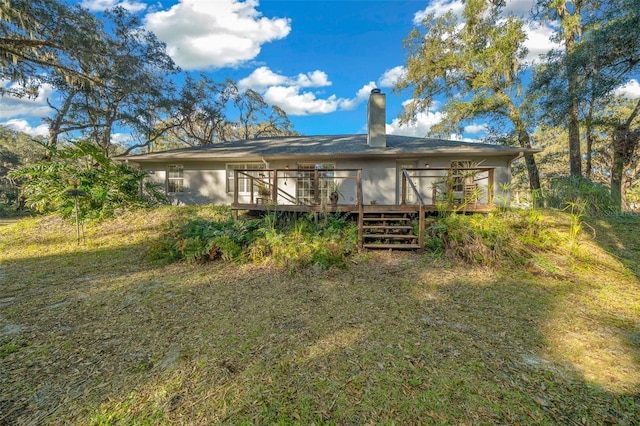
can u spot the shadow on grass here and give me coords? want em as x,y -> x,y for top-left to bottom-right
584,214 -> 640,280
3,249 -> 637,425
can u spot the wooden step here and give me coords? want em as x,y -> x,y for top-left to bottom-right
363,243 -> 421,250
362,217 -> 411,222
362,225 -> 413,231
363,234 -> 417,240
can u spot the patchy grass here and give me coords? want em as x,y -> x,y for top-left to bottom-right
0,207 -> 638,425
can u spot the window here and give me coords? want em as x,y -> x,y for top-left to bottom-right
167,165 -> 184,193
226,163 -> 265,193
296,163 -> 335,204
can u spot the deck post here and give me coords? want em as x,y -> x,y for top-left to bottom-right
401,172 -> 407,205
250,173 -> 255,204
418,204 -> 425,251
488,168 -> 494,206
233,169 -> 239,205
271,169 -> 278,204
314,169 -> 320,205
357,169 -> 364,249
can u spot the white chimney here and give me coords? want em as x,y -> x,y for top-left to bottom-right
367,88 -> 386,148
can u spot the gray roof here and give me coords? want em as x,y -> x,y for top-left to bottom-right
119,134 -> 540,163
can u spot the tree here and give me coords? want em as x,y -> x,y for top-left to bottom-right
0,126 -> 47,205
40,7 -> 178,157
0,0 -> 104,96
163,75 -> 233,147
395,0 -> 541,190
536,0 -> 640,208
610,99 -> 640,209
227,81 -> 297,140
151,77 -> 297,150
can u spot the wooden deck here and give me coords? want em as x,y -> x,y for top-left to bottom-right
231,167 -> 495,250
230,202 -> 493,215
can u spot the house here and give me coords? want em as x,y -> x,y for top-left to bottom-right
121,90 -> 539,248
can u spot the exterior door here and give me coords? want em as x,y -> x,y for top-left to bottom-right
397,161 -> 418,204
296,163 -> 335,205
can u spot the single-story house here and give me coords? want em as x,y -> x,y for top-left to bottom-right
120,90 -> 539,248
121,89 -> 537,210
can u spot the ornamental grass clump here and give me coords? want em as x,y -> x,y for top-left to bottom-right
426,210 -> 554,266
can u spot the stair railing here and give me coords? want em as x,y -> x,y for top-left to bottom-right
402,170 -> 425,250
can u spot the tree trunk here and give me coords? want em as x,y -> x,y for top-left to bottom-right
610,135 -> 625,211
518,127 -> 541,191
45,92 -> 76,161
568,90 -> 582,177
585,98 -> 595,178
611,100 -> 640,211
556,0 -> 582,177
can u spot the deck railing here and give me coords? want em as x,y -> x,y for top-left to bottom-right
403,170 -> 426,249
400,167 -> 494,209
233,168 -> 363,207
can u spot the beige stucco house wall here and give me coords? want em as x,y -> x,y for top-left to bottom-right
121,91 -> 537,207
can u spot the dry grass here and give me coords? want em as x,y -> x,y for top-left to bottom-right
0,207 -> 639,425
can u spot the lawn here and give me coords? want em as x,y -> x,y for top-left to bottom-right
1,206 -> 639,425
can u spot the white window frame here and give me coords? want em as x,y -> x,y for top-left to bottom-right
167,164 -> 184,193
296,163 -> 335,204
226,163 -> 265,194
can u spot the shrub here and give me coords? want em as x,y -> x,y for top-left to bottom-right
542,176 -> 616,215
425,210 -> 553,266
161,218 -> 261,263
159,212 -> 357,269
9,141 -> 166,221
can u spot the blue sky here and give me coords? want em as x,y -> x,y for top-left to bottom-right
2,0 -> 639,143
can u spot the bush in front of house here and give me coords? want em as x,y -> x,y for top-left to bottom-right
157,211 -> 358,269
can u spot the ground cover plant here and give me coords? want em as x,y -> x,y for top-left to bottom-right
0,206 -> 639,424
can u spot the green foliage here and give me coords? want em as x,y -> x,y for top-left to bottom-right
158,217 -> 260,263
159,212 -> 357,270
0,126 -> 47,208
541,176 -> 616,215
424,210 -> 554,266
8,141 -> 166,221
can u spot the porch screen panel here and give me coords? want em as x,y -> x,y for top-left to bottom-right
296,163 -> 335,204
226,163 -> 265,193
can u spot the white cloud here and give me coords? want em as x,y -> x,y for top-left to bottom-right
464,123 -> 488,134
238,67 -> 331,91
262,86 -> 340,116
522,22 -> 560,64
239,66 -> 376,115
80,0 -> 147,13
1,119 -> 48,137
413,0 -> 464,23
387,102 -> 446,137
0,81 -> 53,120
378,66 -> 406,88
615,79 -> 640,99
338,82 -> 377,111
144,0 -> 291,70
111,132 -> 133,146
294,70 -> 331,88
